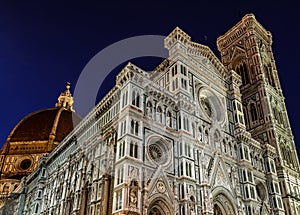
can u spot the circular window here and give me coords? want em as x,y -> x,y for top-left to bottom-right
147,138 -> 171,166
20,159 -> 32,170
149,144 -> 164,162
200,96 -> 212,117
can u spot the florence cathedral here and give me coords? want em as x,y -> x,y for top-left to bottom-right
0,14 -> 300,215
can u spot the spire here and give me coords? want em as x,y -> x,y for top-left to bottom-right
55,82 -> 74,111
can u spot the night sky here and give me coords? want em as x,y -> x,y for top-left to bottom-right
1,1 -> 300,156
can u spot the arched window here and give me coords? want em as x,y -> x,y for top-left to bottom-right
236,62 -> 250,86
250,103 -> 258,121
178,115 -> 181,129
242,62 -> 250,85
132,90 -> 136,105
132,90 -> 140,108
223,140 -> 227,153
130,142 -> 138,158
131,120 -> 135,134
136,93 -> 140,108
135,122 -> 139,135
264,65 -> 276,88
35,203 -> 39,214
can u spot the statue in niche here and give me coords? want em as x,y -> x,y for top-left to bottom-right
198,129 -> 203,142
189,195 -> 196,215
129,180 -> 138,207
146,102 -> 152,118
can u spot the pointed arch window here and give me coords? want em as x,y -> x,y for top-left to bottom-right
132,90 -> 140,108
129,142 -> 138,158
236,62 -> 250,86
35,203 -> 39,214
250,103 -> 258,122
131,120 -> 135,134
264,64 -> 276,88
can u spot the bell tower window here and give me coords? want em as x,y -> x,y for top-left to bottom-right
250,103 -> 258,122
236,62 -> 250,86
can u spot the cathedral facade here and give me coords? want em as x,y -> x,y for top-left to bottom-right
1,14 -> 300,215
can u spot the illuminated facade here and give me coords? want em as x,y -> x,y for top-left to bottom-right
1,14 -> 300,215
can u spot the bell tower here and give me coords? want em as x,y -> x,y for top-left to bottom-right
217,14 -> 300,214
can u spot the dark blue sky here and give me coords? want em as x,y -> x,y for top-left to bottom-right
1,1 -> 300,155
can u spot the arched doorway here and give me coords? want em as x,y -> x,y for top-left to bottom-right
149,207 -> 163,215
214,203 -> 225,215
213,193 -> 236,215
147,198 -> 173,215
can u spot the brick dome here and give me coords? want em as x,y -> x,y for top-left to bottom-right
8,107 -> 81,143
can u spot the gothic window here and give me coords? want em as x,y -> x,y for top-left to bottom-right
123,120 -> 126,135
181,184 -> 185,199
172,80 -> 175,91
181,64 -> 187,76
244,146 -> 249,160
135,122 -> 139,135
242,170 -> 247,182
131,120 -> 135,134
118,141 -> 125,158
171,64 -> 177,76
129,142 -> 138,159
185,144 -> 191,157
122,91 -> 128,108
236,62 -> 250,86
186,162 -> 192,177
242,62 -> 250,84
247,170 -> 253,182
264,64 -> 276,88
245,186 -> 249,198
132,90 -> 135,106
250,186 -> 255,199
180,161 -> 184,176
116,167 -> 123,184
239,146 -> 244,160
179,142 -> 183,156
35,203 -> 39,214
270,160 -> 276,173
115,190 -> 123,210
181,78 -> 187,90
250,103 -> 258,122
132,90 -> 140,108
183,117 -> 190,131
